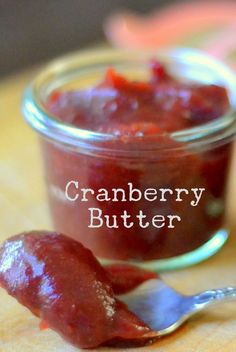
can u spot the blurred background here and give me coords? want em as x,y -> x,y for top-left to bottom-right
1,0 -> 236,77
0,0 -> 177,77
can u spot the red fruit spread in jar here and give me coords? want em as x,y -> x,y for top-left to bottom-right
43,60 -> 232,261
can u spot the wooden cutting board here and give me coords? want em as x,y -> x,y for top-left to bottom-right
1,69 -> 236,352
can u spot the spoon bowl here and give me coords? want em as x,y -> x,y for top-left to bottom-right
119,278 -> 236,336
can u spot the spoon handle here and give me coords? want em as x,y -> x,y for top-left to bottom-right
193,287 -> 236,310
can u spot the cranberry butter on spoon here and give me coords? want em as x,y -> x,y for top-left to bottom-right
0,231 -> 157,349
1,231 -> 236,349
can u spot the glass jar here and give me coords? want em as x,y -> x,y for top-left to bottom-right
22,48 -> 236,271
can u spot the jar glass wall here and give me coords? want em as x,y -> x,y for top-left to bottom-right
22,48 -> 236,270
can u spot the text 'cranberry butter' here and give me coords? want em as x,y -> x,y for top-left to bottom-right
64,182 -> 205,230
23,49 -> 236,268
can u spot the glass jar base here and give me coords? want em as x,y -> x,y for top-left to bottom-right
99,229 -> 228,272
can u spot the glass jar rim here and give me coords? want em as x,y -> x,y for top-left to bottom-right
22,47 -> 236,157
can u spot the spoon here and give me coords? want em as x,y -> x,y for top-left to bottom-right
119,278 -> 236,336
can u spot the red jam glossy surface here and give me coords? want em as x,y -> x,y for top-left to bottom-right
43,60 -> 232,261
0,232 -> 154,349
106,264 -> 158,295
48,61 -> 229,134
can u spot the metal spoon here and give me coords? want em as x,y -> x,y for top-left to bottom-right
119,278 -> 236,336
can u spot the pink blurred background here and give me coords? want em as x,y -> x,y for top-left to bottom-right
1,0 -> 236,77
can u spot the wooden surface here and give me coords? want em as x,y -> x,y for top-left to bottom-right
1,69 -> 236,352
